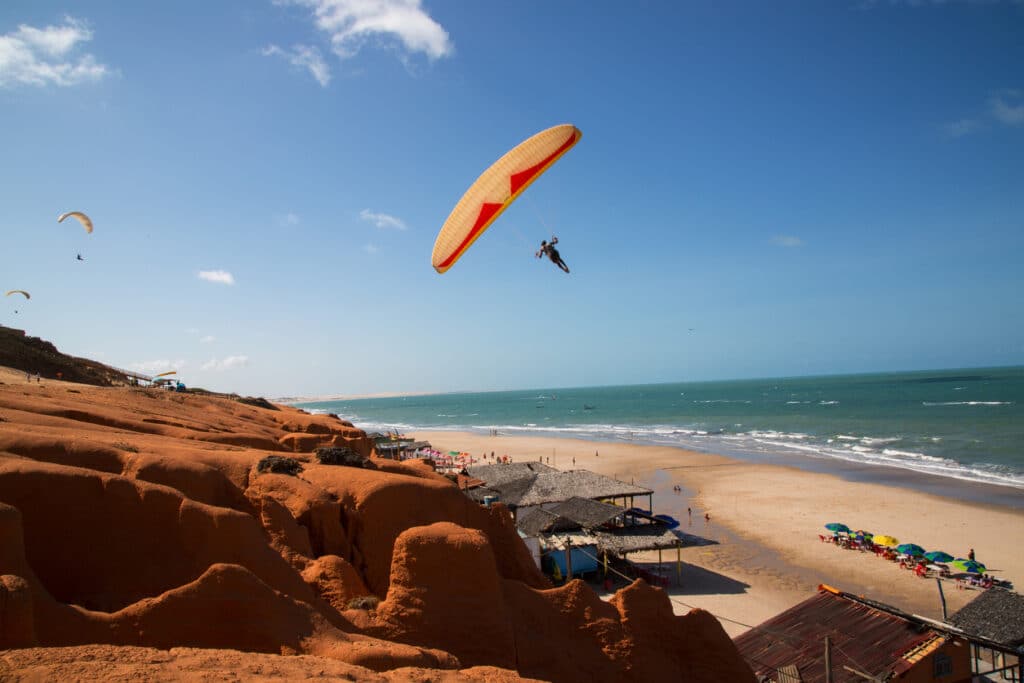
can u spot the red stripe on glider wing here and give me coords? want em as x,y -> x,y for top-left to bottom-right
438,202 -> 504,270
508,130 -> 579,195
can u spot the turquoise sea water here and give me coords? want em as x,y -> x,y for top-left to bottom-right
299,366 -> 1024,500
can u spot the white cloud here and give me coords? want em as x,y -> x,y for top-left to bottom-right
277,212 -> 301,226
199,335 -> 216,344
0,16 -> 110,88
990,90 -> 1024,126
771,235 -> 804,247
363,243 -> 379,254
198,270 -> 236,285
942,118 -> 982,138
360,208 -> 407,230
130,359 -> 186,375
278,0 -> 453,63
262,44 -> 331,86
200,355 -> 249,372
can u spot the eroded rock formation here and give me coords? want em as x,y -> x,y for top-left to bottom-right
0,378 -> 754,681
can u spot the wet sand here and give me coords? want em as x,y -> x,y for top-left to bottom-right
413,430 -> 1024,637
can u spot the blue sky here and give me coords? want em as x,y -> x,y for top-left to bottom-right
1,0 -> 1022,397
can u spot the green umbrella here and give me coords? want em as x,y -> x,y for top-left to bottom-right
896,543 -> 926,557
924,551 -> 954,563
824,523 -> 850,533
951,559 -> 986,574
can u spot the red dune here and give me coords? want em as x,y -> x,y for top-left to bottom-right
0,375 -> 754,681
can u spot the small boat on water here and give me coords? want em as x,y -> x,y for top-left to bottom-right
583,404 -> 596,410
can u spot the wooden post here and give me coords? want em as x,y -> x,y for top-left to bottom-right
676,542 -> 682,585
824,636 -> 833,683
565,539 -> 573,582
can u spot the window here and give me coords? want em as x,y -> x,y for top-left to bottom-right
933,652 -> 953,677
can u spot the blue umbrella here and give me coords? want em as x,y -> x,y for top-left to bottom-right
951,559 -> 987,574
896,543 -> 926,557
824,523 -> 850,533
924,551 -> 954,563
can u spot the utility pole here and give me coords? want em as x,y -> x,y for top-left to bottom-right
824,636 -> 833,683
936,577 -> 948,620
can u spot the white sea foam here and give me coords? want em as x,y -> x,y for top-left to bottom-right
860,437 -> 900,446
922,401 -> 1013,406
694,399 -> 752,404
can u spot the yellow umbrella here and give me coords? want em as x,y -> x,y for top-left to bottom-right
873,535 -> 899,547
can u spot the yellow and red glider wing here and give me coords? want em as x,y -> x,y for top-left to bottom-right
58,211 -> 94,234
432,123 -> 581,274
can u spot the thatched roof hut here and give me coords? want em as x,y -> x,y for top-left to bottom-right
949,588 -> 1024,649
466,461 -> 558,486
466,466 -> 652,509
515,497 -> 625,537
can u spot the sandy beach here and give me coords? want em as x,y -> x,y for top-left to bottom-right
413,430 -> 1024,637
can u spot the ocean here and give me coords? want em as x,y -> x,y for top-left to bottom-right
298,366 -> 1024,504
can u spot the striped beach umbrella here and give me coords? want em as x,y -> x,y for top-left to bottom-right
924,551 -> 954,563
951,559 -> 987,574
873,535 -> 899,547
896,543 -> 926,557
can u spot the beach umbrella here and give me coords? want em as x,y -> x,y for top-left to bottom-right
951,559 -> 987,574
824,523 -> 850,533
924,551 -> 954,563
896,543 -> 926,557
873,535 -> 899,547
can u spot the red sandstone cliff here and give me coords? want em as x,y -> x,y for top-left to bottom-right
0,374 -> 754,681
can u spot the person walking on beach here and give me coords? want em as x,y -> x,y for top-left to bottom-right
536,236 -> 570,273
704,512 -> 710,524
968,548 -> 976,561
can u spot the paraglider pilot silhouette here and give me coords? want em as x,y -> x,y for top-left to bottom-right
536,236 -> 570,273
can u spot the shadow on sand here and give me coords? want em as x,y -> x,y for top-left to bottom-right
631,560 -> 752,596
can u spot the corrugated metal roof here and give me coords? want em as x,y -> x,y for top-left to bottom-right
733,590 -> 941,683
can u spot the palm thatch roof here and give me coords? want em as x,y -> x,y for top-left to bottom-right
550,497 -> 625,528
516,470 -> 652,506
464,467 -> 651,508
467,462 -> 558,486
542,527 -> 700,555
949,588 -> 1024,648
515,497 -> 626,537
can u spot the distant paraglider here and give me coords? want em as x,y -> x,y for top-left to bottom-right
432,124 -> 581,274
58,211 -> 94,233
5,289 -> 29,315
